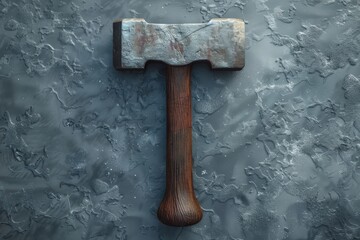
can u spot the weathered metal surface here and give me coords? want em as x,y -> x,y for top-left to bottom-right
113,18 -> 245,69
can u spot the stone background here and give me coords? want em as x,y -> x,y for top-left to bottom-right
0,0 -> 360,239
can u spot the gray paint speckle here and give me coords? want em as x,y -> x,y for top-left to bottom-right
0,0 -> 360,239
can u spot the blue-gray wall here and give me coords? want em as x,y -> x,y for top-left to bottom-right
0,0 -> 359,239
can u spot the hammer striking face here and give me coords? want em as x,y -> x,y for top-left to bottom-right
113,18 -> 245,227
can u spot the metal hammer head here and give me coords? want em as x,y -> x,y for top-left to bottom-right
113,18 -> 245,70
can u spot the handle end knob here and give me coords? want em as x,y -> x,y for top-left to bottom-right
158,195 -> 202,226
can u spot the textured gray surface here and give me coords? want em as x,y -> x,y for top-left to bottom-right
0,0 -> 360,239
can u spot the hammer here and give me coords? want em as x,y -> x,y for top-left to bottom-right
113,18 -> 245,226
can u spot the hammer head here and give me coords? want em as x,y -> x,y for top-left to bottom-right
113,18 -> 245,70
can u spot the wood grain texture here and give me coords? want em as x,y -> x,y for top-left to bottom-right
157,65 -> 202,226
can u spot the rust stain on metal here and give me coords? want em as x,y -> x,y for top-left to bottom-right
135,24 -> 146,55
170,41 -> 184,55
135,23 -> 158,55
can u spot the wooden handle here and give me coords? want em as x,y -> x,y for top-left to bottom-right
157,65 -> 202,226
